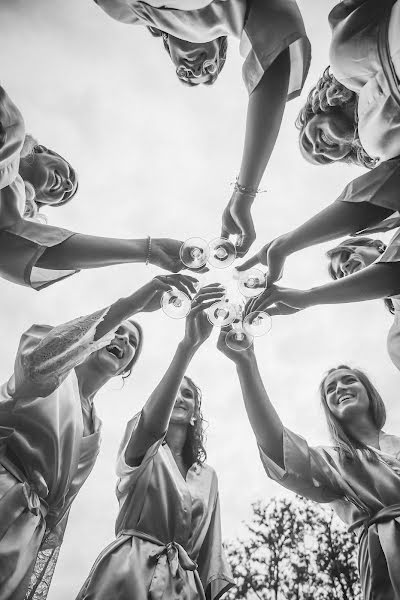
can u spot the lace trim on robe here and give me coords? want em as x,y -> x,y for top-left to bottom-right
21,307 -> 116,394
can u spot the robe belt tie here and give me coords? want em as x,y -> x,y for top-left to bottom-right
350,503 -> 400,542
118,528 -> 201,600
0,457 -> 48,520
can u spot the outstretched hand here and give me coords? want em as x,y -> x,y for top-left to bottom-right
216,327 -> 254,364
135,274 -> 199,313
235,235 -> 289,285
150,238 -> 209,273
245,285 -> 312,316
183,284 -> 226,349
221,190 -> 256,258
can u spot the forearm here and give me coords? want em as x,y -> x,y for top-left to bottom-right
238,49 -> 290,189
125,341 -> 196,462
281,201 -> 393,256
308,262 -> 400,305
236,354 -> 284,467
36,233 -> 147,270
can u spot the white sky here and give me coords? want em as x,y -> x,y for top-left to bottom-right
1,1 -> 399,598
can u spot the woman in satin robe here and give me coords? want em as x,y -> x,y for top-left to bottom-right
93,0 -> 311,257
0,272 -> 198,600
217,335 -> 400,600
77,283 -> 234,600
237,0 -> 400,280
0,83 -> 198,290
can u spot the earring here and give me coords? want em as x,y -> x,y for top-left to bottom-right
190,416 -> 196,426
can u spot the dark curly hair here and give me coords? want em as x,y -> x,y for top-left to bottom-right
121,319 -> 144,379
181,375 -> 208,466
296,67 -> 378,169
326,237 -> 394,314
319,364 -> 386,463
147,27 -> 228,85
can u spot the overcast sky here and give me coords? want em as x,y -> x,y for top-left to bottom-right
1,1 -> 399,598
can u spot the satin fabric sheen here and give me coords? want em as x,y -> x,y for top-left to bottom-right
77,412 -> 234,600
94,0 -> 310,96
0,83 -> 78,290
329,0 -> 400,162
0,311 -> 114,600
260,428 -> 400,599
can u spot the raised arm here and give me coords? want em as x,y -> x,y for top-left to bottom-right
125,283 -> 224,465
249,262 -> 400,315
221,50 -> 290,257
13,274 -> 198,398
217,331 -> 284,466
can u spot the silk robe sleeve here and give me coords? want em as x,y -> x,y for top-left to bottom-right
197,488 -> 235,600
0,83 -> 25,189
116,412 -> 166,496
96,0 -> 310,96
0,177 -> 80,290
10,308 -> 116,399
336,158 -> 400,213
258,428 -> 345,503
141,0 -> 311,97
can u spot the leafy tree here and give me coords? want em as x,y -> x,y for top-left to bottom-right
225,496 -> 360,600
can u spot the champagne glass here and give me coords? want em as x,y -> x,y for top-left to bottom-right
161,289 -> 191,319
207,237 -> 236,269
207,299 -> 238,327
225,326 -> 254,351
180,237 -> 210,269
243,310 -> 272,337
225,302 -> 254,351
237,268 -> 266,298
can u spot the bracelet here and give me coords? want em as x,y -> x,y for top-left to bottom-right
233,178 -> 265,197
145,235 -> 152,266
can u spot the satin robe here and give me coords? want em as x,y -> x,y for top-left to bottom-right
94,0 -> 311,97
260,428 -> 400,600
0,83 -> 78,290
329,0 -> 400,162
0,308 -> 115,600
77,412 -> 234,600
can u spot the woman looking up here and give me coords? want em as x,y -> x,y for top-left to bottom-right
217,334 -> 400,599
0,273 -> 197,600
77,283 -> 234,600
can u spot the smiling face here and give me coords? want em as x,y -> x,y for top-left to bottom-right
329,244 -> 382,279
95,321 -> 140,378
299,112 -> 355,165
164,34 -> 221,86
170,377 -> 197,426
323,369 -> 371,423
22,147 -> 78,205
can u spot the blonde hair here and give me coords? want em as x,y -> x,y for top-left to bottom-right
296,67 -> 378,169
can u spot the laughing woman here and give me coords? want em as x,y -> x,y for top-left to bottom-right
0,83 -> 194,290
0,272 -> 197,600
93,0 -> 311,256
217,332 -> 400,599
77,284 -> 234,600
